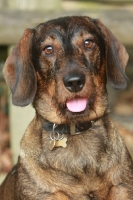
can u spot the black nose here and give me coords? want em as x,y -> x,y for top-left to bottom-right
63,73 -> 85,92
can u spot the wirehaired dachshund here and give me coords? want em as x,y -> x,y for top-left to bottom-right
0,16 -> 133,200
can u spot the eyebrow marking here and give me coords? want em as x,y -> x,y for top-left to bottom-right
40,29 -> 64,46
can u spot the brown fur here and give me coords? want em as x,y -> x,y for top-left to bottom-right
0,16 -> 133,200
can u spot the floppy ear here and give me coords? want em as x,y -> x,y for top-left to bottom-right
94,19 -> 129,90
2,29 -> 37,106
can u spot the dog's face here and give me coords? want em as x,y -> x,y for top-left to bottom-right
33,16 -> 107,123
3,16 -> 129,124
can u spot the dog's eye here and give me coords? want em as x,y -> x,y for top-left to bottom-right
43,45 -> 53,55
84,39 -> 95,49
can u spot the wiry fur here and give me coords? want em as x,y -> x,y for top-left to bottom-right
0,16 -> 133,200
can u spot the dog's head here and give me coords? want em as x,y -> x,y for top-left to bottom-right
3,16 -> 128,124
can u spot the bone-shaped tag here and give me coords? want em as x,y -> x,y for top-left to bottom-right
55,138 -> 67,148
49,138 -> 67,150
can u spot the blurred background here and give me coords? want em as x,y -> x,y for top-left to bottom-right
0,0 -> 133,183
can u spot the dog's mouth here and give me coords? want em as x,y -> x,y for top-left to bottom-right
66,98 -> 88,113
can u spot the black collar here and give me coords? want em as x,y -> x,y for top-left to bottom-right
43,121 -> 94,135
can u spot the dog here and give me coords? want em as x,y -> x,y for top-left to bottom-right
0,16 -> 133,200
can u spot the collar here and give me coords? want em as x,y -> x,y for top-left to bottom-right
43,121 -> 94,136
43,121 -> 94,150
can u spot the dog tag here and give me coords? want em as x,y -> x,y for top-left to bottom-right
49,139 -> 56,150
55,138 -> 67,148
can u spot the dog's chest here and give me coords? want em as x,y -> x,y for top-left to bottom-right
40,129 -> 108,172
19,154 -> 110,200
19,126 -> 112,199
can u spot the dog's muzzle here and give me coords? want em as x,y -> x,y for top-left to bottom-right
62,71 -> 88,113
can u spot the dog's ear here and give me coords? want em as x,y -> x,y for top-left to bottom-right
94,19 -> 129,90
3,29 -> 37,106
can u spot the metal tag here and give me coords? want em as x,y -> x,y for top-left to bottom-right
49,139 -> 56,150
55,138 -> 67,148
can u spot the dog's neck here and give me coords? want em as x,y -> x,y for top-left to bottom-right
41,120 -> 95,150
43,121 -> 94,136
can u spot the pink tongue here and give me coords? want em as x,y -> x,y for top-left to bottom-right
66,98 -> 87,112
